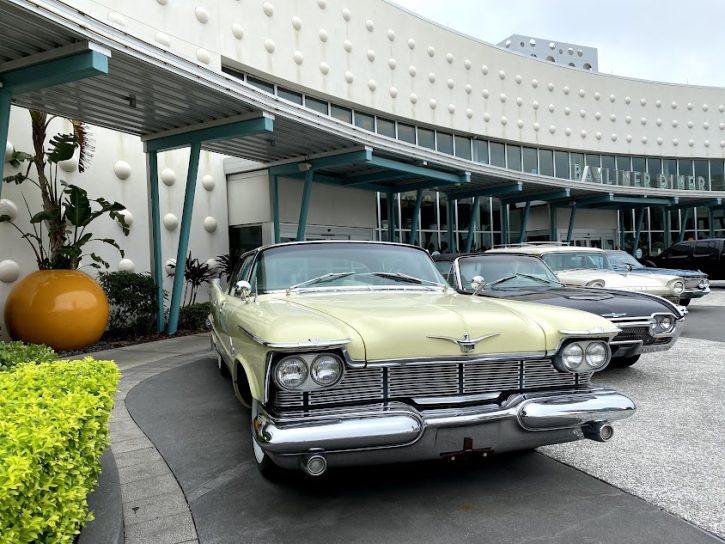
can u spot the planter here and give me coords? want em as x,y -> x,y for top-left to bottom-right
4,270 -> 109,350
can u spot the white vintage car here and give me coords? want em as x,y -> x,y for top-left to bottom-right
487,245 -> 687,303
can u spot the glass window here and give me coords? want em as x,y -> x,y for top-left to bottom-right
507,145 -> 522,171
554,150 -> 569,179
650,207 -> 664,230
437,132 -> 454,155
247,76 -> 274,94
377,117 -> 396,138
474,140 -> 489,164
541,251 -> 609,271
523,147 -> 538,174
616,156 -> 632,172
632,157 -> 646,174
585,154 -> 601,167
538,149 -> 554,176
601,155 -> 615,173
647,158 -> 662,177
678,159 -> 693,177
668,242 -> 691,257
455,136 -> 472,160
695,160 -> 709,190
570,153 -> 584,180
397,123 -> 415,144
354,111 -> 375,131
711,160 -> 725,191
305,96 -> 328,114
418,127 -> 435,149
663,158 -> 677,175
277,86 -> 302,104
330,104 -> 352,123
693,241 -> 718,257
490,142 -> 506,167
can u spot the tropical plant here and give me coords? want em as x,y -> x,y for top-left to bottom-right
98,271 -> 167,337
0,111 -> 129,269
215,252 -> 237,283
167,252 -> 216,306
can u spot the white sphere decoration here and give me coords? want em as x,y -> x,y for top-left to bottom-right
656,118 -> 663,127
263,2 -> 274,17
389,87 -> 398,98
388,58 -> 397,70
4,141 -> 13,162
562,85 -> 570,95
345,71 -> 354,83
448,104 -> 455,114
498,70 -> 506,80
157,0 -> 168,4
581,129 -> 587,138
291,16 -> 302,30
515,74 -> 522,84
428,46 -> 435,57
641,117 -> 647,125
319,29 -> 328,42
165,259 -> 176,275
672,120 -> 678,127
687,121 -> 694,129
366,49 -> 375,61
672,138 -> 679,146
466,109 -> 473,119
482,89 -> 489,99
447,79 -> 455,89
118,209 -> 133,227
365,19 -> 374,31
609,94 -> 616,103
720,105 -> 725,113
197,48 -> 211,63
594,92 -> 601,100
464,59 -> 471,70
163,213 -> 179,231
532,101 -> 539,110
232,24 -> 244,40
656,100 -> 662,108
500,116 -> 507,126
161,168 -> 176,186
671,101 -> 678,109
483,113 -> 491,122
293,51 -> 304,65
626,134 -> 632,143
201,174 -> 215,191
499,93 -> 507,103
687,102 -> 693,110
408,38 -> 416,50
0,260 -> 21,283
595,131 -> 602,140
657,137 -> 664,145
642,136 -> 648,144
155,32 -> 171,47
341,8 -> 351,21
195,6 -> 209,24
319,62 -> 330,75
465,84 -> 472,94
721,141 -> 725,148
446,53 -> 454,64
203,216 -> 218,233
641,98 -> 647,106
720,122 -> 725,130
595,111 -> 601,120
579,109 -> 586,118
0,198 -> 18,220
625,115 -> 632,124
705,140 -> 710,147
688,139 -> 695,147
564,106 -> 570,115
428,72 -> 436,83
409,93 -> 418,104
531,79 -> 538,88
118,258 -> 135,272
704,121 -> 710,129
264,40 -> 276,54
113,160 -> 131,180
516,97 -> 523,106
703,104 -> 709,112
367,79 -> 377,91
429,99 -> 437,110
610,113 -> 616,122
624,96 -> 631,104
59,156 -> 78,173
517,119 -> 524,128
548,103 -> 555,113
549,125 -> 556,134
611,133 -> 618,142
387,29 -> 395,41
344,40 -> 352,52
533,122 -> 540,131
564,127 -> 571,136
579,88 -> 586,98
481,65 -> 488,75
108,12 -> 126,27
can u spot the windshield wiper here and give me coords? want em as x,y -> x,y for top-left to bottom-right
371,272 -> 445,288
515,272 -> 560,285
481,273 -> 559,290
288,272 -> 354,291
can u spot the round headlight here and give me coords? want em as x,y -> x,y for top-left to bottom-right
586,280 -> 605,288
310,354 -> 343,386
698,279 -> 707,289
672,281 -> 684,294
561,343 -> 585,371
659,315 -> 674,332
276,357 -> 308,389
585,341 -> 609,369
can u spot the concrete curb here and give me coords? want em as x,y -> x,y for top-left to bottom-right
79,449 -> 124,544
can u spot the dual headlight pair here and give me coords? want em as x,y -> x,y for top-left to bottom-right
669,280 -> 685,295
650,314 -> 676,335
274,352 -> 344,391
554,340 -> 610,373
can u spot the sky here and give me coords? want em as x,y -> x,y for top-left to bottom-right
390,0 -> 725,88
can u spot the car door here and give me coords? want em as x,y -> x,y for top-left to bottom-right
692,240 -> 718,277
215,252 -> 255,357
659,242 -> 692,269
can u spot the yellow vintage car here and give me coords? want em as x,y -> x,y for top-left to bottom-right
209,241 -> 635,478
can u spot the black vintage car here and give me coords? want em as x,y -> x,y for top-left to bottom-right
434,253 -> 686,368
647,238 -> 725,280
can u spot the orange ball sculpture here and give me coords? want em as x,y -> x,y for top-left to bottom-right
4,270 -> 109,351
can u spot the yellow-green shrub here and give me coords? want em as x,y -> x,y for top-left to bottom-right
0,359 -> 120,544
0,341 -> 56,372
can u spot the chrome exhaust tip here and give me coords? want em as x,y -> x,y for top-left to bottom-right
583,421 -> 615,442
302,454 -> 328,476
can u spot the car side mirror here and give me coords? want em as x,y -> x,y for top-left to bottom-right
234,280 -> 252,300
471,275 -> 485,289
625,263 -> 633,272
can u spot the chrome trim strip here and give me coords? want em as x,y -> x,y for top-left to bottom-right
350,351 -> 550,368
559,328 -> 621,336
237,324 -> 351,350
411,392 -> 502,405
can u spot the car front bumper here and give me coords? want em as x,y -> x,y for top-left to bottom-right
678,287 -> 710,300
253,388 -> 635,470
610,320 -> 682,358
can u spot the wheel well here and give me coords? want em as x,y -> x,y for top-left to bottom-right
234,360 -> 253,408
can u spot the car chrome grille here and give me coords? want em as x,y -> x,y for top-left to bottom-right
272,359 -> 588,409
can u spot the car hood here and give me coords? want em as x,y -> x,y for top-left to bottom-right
480,286 -> 677,318
556,269 -> 680,287
268,291 -> 617,361
623,267 -> 706,278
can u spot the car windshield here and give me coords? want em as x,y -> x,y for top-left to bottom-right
541,251 -> 610,272
250,243 -> 446,293
607,251 -> 645,270
458,255 -> 562,292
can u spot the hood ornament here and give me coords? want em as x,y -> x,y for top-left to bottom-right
601,312 -> 627,318
427,333 -> 499,354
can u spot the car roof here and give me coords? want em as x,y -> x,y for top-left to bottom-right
487,245 -> 606,255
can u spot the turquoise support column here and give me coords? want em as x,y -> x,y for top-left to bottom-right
501,204 -> 509,246
296,169 -> 314,241
167,142 -> 201,335
548,205 -> 557,241
519,201 -> 531,244
709,208 -> 715,238
465,197 -> 480,252
0,91 -> 10,198
409,189 -> 424,245
146,151 -> 165,333
386,192 -> 395,241
632,208 -> 644,256
270,174 -> 280,243
678,208 -> 690,242
566,205 -> 577,243
446,200 -> 455,252
664,209 -> 671,248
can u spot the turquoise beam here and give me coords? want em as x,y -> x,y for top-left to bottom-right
632,208 -> 644,256
269,149 -> 372,176
446,200 -> 455,252
503,188 -> 570,205
664,209 -> 672,247
519,201 -> 531,243
465,197 -> 481,252
548,205 -> 558,241
501,204 -> 510,246
618,209 -> 626,249
370,155 -> 469,184
145,151 -> 165,333
270,174 -> 280,243
709,208 -> 715,238
296,169 -> 314,241
667,198 -> 721,210
386,192 -> 396,241
409,189 -> 424,245
167,142 -> 202,335
0,50 -> 109,95
678,208 -> 690,242
145,115 -> 273,153
566,205 -> 577,243
448,182 -> 523,201
341,171 -> 411,185
0,91 -> 11,198
573,194 -> 675,207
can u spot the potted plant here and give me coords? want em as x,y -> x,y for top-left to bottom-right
1,111 -> 129,350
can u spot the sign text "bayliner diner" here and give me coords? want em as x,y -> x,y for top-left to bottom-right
573,164 -> 707,190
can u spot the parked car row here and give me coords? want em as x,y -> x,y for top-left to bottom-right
206,240 -> 688,479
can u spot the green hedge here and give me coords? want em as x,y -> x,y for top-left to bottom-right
0,341 -> 56,372
0,359 -> 120,543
